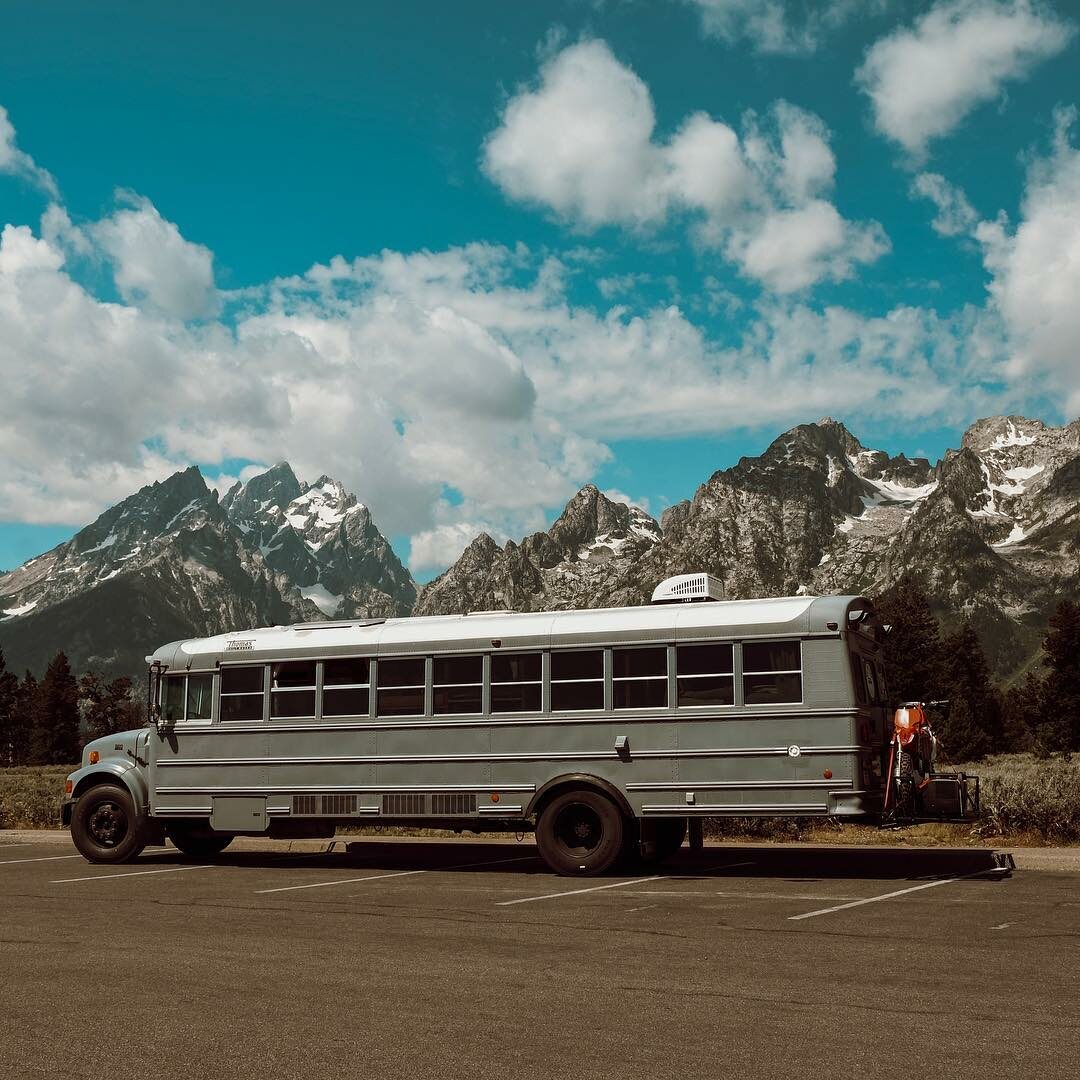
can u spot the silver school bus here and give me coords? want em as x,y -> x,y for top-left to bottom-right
63,575 -> 894,876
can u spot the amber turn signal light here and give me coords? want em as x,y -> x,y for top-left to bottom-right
490,793 -> 500,803
89,751 -> 100,764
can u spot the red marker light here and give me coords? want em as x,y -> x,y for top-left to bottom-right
823,769 -> 833,780
64,780 -> 73,795
490,793 -> 500,803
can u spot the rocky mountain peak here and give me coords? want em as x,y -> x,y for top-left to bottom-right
545,484 -> 661,560
220,461 -> 301,521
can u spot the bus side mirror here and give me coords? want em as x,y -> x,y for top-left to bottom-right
148,662 -> 171,736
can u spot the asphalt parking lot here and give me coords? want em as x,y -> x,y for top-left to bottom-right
1,835 -> 1077,1080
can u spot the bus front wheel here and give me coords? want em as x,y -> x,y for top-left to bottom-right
535,789 -> 625,876
71,783 -> 147,864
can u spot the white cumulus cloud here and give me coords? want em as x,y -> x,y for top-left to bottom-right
857,0 -> 1074,157
911,172 -> 980,235
90,192 -> 217,320
0,105 -> 58,197
977,108 -> 1080,415
684,0 -> 889,55
483,40 -> 888,293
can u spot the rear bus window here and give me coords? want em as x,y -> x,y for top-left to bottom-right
322,657 -> 370,717
377,657 -> 426,716
613,647 -> 667,709
742,641 -> 802,705
550,649 -> 604,711
676,643 -> 734,707
220,665 -> 265,722
490,653 -> 541,713
433,655 -> 483,715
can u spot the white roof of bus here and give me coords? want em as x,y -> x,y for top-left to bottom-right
167,595 -> 837,663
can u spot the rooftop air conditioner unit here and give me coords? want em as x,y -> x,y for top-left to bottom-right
650,573 -> 725,604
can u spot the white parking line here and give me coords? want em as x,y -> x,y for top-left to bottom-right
52,864 -> 213,884
497,875 -> 665,906
257,868 -> 427,894
256,853 -> 537,895
788,868 -> 1010,921
0,854 -> 82,866
495,859 -> 755,907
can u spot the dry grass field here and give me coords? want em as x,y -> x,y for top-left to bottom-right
3,754 -> 1078,844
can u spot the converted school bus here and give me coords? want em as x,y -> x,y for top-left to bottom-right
64,575 -> 892,875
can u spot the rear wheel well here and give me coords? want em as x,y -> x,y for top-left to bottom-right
529,775 -> 633,821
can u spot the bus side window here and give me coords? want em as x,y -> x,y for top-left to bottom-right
490,653 -> 541,713
613,647 -> 668,709
220,665 -> 266,722
743,641 -> 802,705
432,655 -> 483,715
323,658 -> 370,717
550,650 -> 604,711
378,658 -> 426,716
676,643 -> 734,707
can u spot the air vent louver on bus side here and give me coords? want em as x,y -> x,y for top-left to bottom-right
383,793 -> 426,816
431,793 -> 477,815
381,793 -> 478,816
292,795 -> 359,816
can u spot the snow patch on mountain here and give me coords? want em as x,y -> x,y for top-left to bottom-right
299,583 -> 344,617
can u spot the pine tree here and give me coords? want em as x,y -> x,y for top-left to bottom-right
81,672 -> 141,742
941,620 -> 1002,754
1002,670 -> 1043,753
0,649 -> 18,767
12,671 -> 39,766
940,697 -> 990,763
1041,599 -> 1080,752
876,577 -> 945,703
31,652 -> 81,765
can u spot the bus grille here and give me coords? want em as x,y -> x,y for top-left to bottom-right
383,793 -> 426,816
292,794 -> 359,816
431,793 -> 477,815
381,793 -> 478,816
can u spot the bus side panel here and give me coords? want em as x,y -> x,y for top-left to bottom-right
491,717 -> 676,815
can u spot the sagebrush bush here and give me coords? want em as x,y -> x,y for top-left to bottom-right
0,766 -> 71,829
968,755 -> 1080,843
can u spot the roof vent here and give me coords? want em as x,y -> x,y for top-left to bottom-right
650,573 -> 725,604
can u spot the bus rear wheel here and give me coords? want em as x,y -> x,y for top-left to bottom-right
166,825 -> 234,859
536,789 -> 625,876
71,783 -> 146,864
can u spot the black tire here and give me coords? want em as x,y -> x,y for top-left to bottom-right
648,817 -> 687,864
166,825 -> 234,859
896,750 -> 915,818
71,783 -> 146,864
535,789 -> 625,877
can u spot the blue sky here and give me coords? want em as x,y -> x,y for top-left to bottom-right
1,0 -> 1078,578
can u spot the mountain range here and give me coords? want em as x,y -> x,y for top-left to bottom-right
1,414 -> 1076,683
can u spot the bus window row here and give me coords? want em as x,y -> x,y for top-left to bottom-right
163,640 -> 803,723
